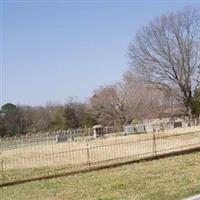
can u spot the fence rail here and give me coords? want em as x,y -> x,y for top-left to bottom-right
0,124 -> 200,186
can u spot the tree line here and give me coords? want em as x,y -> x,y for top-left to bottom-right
0,7 -> 200,136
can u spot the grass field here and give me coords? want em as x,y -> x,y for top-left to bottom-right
1,151 -> 200,200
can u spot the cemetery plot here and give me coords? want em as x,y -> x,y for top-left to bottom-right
0,125 -> 200,184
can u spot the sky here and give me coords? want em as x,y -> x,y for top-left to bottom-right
1,0 -> 200,106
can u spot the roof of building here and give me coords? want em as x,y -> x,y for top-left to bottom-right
93,125 -> 103,129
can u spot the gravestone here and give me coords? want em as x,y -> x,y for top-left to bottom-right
55,132 -> 68,143
174,121 -> 182,128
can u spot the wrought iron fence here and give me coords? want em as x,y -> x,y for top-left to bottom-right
0,124 -> 200,186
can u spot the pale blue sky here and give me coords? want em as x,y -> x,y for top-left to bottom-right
1,0 -> 200,106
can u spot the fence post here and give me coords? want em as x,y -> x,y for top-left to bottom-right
1,160 -> 4,182
0,137 -> 1,154
152,127 -> 157,157
21,135 -> 23,147
47,132 -> 49,145
0,138 -> 2,182
86,142 -> 91,167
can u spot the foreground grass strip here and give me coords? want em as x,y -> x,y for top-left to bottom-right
1,152 -> 200,200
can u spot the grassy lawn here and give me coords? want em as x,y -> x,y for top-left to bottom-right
1,152 -> 200,200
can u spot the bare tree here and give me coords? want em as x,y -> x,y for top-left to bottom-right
90,77 -> 180,126
90,85 -> 130,126
31,106 -> 51,132
128,7 -> 200,116
66,102 -> 96,128
122,73 -> 181,119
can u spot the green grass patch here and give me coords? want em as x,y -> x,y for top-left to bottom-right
1,152 -> 200,200
0,165 -> 76,183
